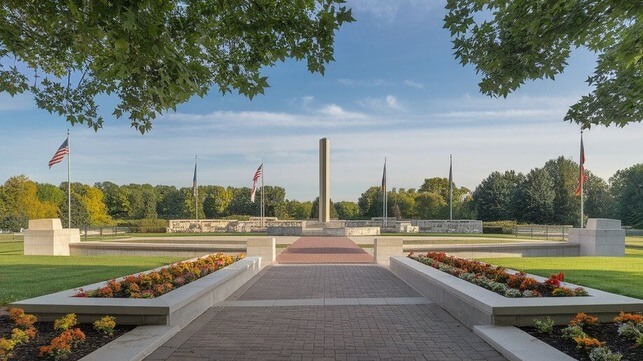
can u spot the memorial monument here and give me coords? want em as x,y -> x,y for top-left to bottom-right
319,137 -> 330,223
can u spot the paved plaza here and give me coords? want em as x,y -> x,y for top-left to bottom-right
145,238 -> 506,361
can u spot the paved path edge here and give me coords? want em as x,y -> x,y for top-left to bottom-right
79,325 -> 180,361
473,325 -> 577,361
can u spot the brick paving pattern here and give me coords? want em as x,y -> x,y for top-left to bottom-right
233,265 -> 420,300
146,265 -> 507,361
276,237 -> 374,264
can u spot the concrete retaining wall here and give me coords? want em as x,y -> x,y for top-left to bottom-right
390,256 -> 643,327
11,257 -> 261,327
404,242 -> 580,258
70,242 -> 244,257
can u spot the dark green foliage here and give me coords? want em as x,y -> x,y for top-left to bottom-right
474,171 -> 524,221
513,168 -> 556,224
610,164 -> 643,228
443,0 -> 642,128
0,1 -> 354,133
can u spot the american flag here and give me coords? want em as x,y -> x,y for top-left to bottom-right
48,138 -> 69,168
193,162 -> 198,196
250,163 -> 263,202
575,134 -> 587,196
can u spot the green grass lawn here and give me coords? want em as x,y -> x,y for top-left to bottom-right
0,241 -> 185,305
479,237 -> 643,300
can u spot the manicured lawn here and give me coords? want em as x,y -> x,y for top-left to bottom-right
479,238 -> 643,300
0,241 -> 185,305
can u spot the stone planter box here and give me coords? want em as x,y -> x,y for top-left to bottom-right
390,256 -> 643,327
11,257 -> 261,328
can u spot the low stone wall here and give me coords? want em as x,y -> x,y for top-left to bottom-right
322,227 -> 380,237
167,219 -> 234,233
404,242 -> 580,258
70,242 -> 245,257
412,220 -> 482,233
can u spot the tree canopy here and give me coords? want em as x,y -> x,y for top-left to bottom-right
443,0 -> 642,128
0,1 -> 354,133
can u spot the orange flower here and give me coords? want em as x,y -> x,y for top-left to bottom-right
569,312 -> 599,327
613,311 -> 643,324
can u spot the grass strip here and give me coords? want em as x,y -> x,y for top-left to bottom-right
0,242 -> 184,305
479,247 -> 643,300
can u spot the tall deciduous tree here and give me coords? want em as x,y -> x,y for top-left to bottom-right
513,168 -> 556,224
543,157 -> 579,225
0,1 -> 354,133
610,163 -> 643,228
473,171 -> 524,221
443,0 -> 642,128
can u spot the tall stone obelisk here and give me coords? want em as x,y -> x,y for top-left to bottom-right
319,138 -> 330,222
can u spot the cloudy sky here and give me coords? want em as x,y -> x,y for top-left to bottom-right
1,0 -> 641,201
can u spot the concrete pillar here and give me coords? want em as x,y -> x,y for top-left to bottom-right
374,238 -> 403,266
568,218 -> 625,256
23,218 -> 80,256
246,238 -> 276,266
319,138 -> 330,222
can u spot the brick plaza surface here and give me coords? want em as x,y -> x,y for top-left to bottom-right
146,265 -> 507,361
233,265 -> 420,300
275,237 -> 374,264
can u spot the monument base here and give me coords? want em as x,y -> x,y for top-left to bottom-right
569,218 -> 625,256
24,219 -> 80,256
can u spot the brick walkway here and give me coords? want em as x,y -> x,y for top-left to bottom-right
146,265 -> 506,361
276,237 -> 374,264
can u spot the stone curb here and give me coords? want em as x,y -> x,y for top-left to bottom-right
79,325 -> 179,361
473,325 -> 576,361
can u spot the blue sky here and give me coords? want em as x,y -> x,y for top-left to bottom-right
1,0 -> 642,202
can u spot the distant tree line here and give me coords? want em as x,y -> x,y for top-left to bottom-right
1,158 -> 642,231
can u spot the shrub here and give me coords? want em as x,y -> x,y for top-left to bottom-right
93,316 -> 116,336
562,325 -> 587,340
617,323 -> 642,340
589,347 -> 623,361
570,313 -> 600,328
533,317 -> 555,334
39,328 -> 86,360
613,311 -> 643,324
573,336 -> 604,351
54,314 -> 77,332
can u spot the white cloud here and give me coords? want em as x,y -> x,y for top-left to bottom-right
357,95 -> 403,111
348,0 -> 440,22
336,78 -> 391,87
403,79 -> 425,89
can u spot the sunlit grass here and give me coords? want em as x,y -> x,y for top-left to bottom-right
0,241 -> 185,305
479,247 -> 643,299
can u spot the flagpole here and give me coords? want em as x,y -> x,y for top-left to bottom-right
261,158 -> 265,228
580,131 -> 584,229
383,157 -> 387,228
67,129 -> 71,229
449,154 -> 453,221
195,155 -> 198,222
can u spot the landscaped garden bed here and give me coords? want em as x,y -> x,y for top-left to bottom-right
523,312 -> 643,361
1,308 -> 133,361
75,252 -> 244,298
390,256 -> 643,327
408,252 -> 587,297
11,255 -> 260,327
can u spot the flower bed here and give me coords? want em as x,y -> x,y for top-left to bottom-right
0,309 -> 131,361
524,312 -> 643,361
408,252 -> 587,298
75,253 -> 244,299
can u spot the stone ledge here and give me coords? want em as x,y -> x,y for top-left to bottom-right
11,257 -> 261,327
390,256 -> 643,327
79,325 -> 179,361
473,325 -> 576,361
